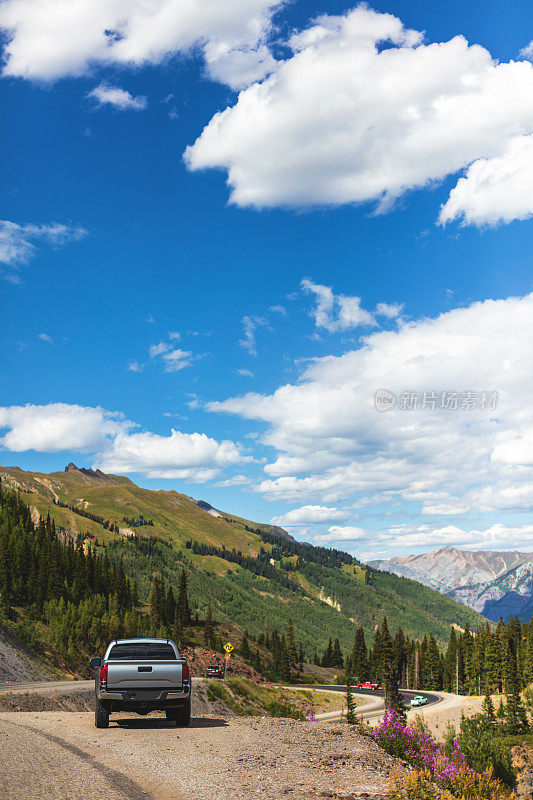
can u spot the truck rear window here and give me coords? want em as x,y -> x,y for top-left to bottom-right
108,643 -> 177,660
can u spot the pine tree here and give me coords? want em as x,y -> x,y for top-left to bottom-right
149,576 -> 163,623
177,568 -> 190,626
322,638 -> 333,668
345,672 -> 356,724
241,631 -> 251,660
380,617 -> 406,719
504,639 -> 529,734
482,688 -> 495,723
286,619 -> 297,665
332,638 -> 344,668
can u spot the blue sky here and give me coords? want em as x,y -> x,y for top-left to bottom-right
1,0 -> 532,558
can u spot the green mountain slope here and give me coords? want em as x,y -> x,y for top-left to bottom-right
1,464 -> 486,651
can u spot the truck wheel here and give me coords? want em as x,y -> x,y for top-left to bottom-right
95,699 -> 109,729
173,699 -> 191,727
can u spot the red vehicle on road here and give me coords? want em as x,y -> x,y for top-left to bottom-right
357,682 -> 380,690
206,664 -> 224,679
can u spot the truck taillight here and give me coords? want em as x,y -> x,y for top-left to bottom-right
99,664 -> 108,684
182,664 -> 190,681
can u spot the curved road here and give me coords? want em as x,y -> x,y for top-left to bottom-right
292,685 -> 442,722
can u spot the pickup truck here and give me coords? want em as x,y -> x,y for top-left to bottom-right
89,638 -> 191,729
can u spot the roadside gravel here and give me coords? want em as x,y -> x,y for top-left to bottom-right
0,711 -> 406,800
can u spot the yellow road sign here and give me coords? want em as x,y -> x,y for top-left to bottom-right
224,652 -> 231,660
223,642 -> 234,653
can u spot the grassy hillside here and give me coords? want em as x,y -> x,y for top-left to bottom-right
1,465 -> 486,652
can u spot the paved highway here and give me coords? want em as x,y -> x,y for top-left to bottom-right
294,685 -> 442,721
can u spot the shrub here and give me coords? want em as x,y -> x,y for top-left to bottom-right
443,766 -> 516,800
389,769 -> 439,800
457,713 -> 515,786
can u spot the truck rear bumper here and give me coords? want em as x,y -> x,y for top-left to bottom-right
97,686 -> 190,713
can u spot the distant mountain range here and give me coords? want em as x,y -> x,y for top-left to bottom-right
369,546 -> 533,621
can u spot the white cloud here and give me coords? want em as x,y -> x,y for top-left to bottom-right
375,522 -> 533,552
439,134 -> 533,227
208,293 -> 533,524
0,402 -> 245,483
97,429 -> 243,480
0,0 -> 283,88
127,360 -> 143,373
0,220 -> 87,281
376,302 -> 403,319
160,349 -> 194,372
37,332 -> 53,343
239,315 -> 266,356
237,368 -> 254,377
88,83 -> 147,110
520,41 -> 533,60
149,339 -> 194,371
215,474 -> 249,487
302,279 -> 376,332
269,305 -> 287,315
314,525 -> 368,544
271,504 -> 350,526
0,403 -> 128,452
185,5 -> 533,224
149,341 -> 171,358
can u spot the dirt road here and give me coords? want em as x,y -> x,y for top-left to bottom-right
0,715 -> 153,800
0,710 -> 402,800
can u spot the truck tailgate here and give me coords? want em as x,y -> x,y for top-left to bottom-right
107,661 -> 183,689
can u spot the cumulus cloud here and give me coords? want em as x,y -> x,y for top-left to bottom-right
313,525 -> 368,544
0,403 -> 128,452
88,83 -> 147,110
271,504 -> 350,526
0,220 -> 87,282
374,523 -> 533,553
96,429 -> 243,480
185,5 -> 533,224
207,293 -> 533,524
439,134 -> 533,226
520,41 -> 533,60
302,279 -> 377,332
0,402 -> 244,482
0,0 -> 283,88
37,332 -> 53,343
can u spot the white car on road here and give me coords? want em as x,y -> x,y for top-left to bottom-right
410,695 -> 428,707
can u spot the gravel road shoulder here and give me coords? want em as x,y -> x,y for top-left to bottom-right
0,711 -> 405,800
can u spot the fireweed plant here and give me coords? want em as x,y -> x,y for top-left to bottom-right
372,711 -> 515,800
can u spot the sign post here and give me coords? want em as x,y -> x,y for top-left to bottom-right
223,642 -> 233,678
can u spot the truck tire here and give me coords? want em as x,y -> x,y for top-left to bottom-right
169,699 -> 191,727
95,699 -> 109,729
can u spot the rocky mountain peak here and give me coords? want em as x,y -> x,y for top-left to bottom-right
64,463 -> 111,480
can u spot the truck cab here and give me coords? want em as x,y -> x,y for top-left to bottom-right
90,638 -> 191,728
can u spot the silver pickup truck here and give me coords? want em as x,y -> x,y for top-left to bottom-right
89,638 -> 191,728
